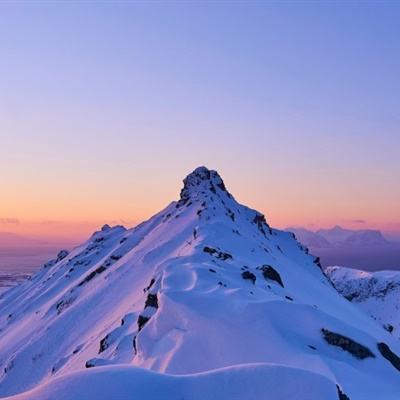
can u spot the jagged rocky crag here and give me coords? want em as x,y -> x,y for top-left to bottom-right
1,167 -> 400,399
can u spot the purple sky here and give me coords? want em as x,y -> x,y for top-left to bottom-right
0,2 -> 399,241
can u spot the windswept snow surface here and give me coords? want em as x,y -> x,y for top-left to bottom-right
3,364 -> 338,400
1,167 -> 400,399
326,266 -> 400,338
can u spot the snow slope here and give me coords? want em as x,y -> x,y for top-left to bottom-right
4,364 -> 338,400
1,167 -> 400,399
326,266 -> 400,338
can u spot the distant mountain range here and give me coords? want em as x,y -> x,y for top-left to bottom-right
286,226 -> 394,248
0,232 -> 43,246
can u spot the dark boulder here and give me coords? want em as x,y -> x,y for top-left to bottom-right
138,315 -> 150,332
145,294 -> 158,309
322,329 -> 375,359
241,271 -> 256,285
99,334 -> 109,354
203,246 -> 216,255
378,342 -> 400,372
259,265 -> 284,288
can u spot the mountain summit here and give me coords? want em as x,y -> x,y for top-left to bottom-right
1,167 -> 400,399
180,166 -> 231,200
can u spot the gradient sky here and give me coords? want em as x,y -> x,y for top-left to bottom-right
1,2 -> 399,242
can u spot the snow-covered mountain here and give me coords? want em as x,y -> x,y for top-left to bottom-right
326,266 -> 400,338
318,226 -> 391,247
286,226 -> 393,248
285,227 -> 331,247
0,232 -> 43,246
1,167 -> 400,399
0,273 -> 30,295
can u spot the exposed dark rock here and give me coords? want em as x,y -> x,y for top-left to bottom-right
85,361 -> 95,368
258,265 -> 284,288
217,181 -> 227,191
285,296 -> 293,301
4,359 -> 15,373
322,329 -> 375,359
145,294 -> 158,309
343,293 -> 359,302
78,266 -> 107,287
253,214 -> 267,225
221,252 -> 232,260
119,237 -> 127,244
203,246 -> 232,260
99,334 -> 109,354
383,324 -> 394,333
313,257 -> 323,270
110,254 -> 122,261
133,336 -> 137,353
73,259 -> 91,267
145,278 -> 155,292
203,246 -> 216,255
138,315 -> 150,332
253,214 -> 267,235
179,197 -> 190,206
378,342 -> 400,372
242,271 -> 256,285
179,167 -> 232,202
55,297 -> 75,315
209,268 -> 216,273
308,345 -> 316,350
78,272 -> 95,286
336,385 -> 351,400
56,250 -> 69,261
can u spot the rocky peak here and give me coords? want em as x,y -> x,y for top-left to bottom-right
179,166 -> 231,202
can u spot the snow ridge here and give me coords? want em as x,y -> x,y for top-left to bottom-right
1,167 -> 400,399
